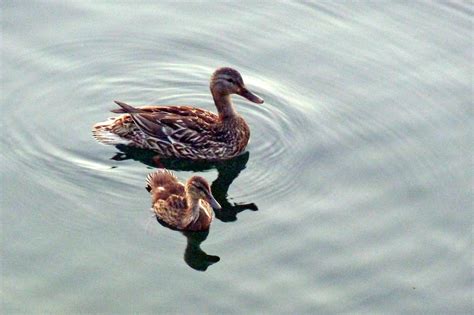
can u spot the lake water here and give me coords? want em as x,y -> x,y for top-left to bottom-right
2,1 -> 472,314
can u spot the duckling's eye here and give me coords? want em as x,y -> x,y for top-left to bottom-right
194,184 -> 207,193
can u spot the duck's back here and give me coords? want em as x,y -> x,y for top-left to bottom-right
93,102 -> 250,160
111,105 -> 218,124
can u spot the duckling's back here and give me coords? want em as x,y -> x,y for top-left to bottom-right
146,169 -> 185,202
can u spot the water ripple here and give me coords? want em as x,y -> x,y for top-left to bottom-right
2,37 -> 317,230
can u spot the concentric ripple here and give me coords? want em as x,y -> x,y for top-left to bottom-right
2,37 -> 317,233
3,2 -> 471,312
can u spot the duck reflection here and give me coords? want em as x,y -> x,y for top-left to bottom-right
156,218 -> 220,271
111,144 -> 258,222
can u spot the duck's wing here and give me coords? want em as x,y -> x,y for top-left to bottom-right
114,101 -> 218,147
112,104 -> 212,117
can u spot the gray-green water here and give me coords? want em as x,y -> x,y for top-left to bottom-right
2,1 -> 472,314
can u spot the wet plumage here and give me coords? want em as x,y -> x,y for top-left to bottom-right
146,169 -> 221,231
93,67 -> 264,160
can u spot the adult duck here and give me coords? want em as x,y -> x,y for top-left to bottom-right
92,67 -> 264,160
146,169 -> 221,231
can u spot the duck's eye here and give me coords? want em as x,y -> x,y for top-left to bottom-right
226,78 -> 235,84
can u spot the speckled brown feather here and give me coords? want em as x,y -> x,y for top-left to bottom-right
146,169 -> 185,200
92,67 -> 262,160
95,101 -> 250,160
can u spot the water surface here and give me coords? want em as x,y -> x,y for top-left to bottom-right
2,1 -> 472,314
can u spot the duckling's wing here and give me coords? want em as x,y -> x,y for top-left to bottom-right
165,194 -> 188,211
154,194 -> 191,229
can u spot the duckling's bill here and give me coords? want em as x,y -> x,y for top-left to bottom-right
207,194 -> 222,210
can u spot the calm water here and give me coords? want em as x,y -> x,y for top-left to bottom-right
2,1 -> 472,314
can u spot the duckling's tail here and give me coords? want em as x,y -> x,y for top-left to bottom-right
146,169 -> 178,192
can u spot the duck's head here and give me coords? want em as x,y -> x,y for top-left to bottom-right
210,67 -> 264,104
186,176 -> 222,210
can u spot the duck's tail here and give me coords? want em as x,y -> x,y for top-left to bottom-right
112,100 -> 142,114
92,100 -> 140,145
92,117 -> 131,145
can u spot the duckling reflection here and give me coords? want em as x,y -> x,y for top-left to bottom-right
182,230 -> 219,271
157,218 -> 220,271
112,145 -> 258,222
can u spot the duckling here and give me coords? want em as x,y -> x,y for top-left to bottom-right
93,67 -> 264,161
146,169 -> 221,231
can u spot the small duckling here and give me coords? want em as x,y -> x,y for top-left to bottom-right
146,169 -> 221,231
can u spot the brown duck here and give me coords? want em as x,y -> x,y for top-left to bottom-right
93,67 -> 264,161
146,169 -> 221,231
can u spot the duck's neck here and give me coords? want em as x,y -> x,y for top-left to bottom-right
212,91 -> 237,120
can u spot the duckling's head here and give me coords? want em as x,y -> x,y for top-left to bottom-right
186,176 -> 222,210
210,67 -> 264,104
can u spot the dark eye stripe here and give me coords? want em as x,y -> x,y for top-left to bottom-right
193,183 -> 206,191
216,74 -> 238,83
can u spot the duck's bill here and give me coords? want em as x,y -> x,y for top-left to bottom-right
207,195 -> 222,210
239,88 -> 264,104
